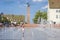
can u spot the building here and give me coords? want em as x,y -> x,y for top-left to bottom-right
48,0 -> 60,24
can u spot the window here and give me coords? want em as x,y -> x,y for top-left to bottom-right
56,10 -> 60,13
56,15 -> 58,18
56,10 -> 58,12
59,10 -> 60,12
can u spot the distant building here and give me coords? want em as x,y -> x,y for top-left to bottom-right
48,0 -> 60,24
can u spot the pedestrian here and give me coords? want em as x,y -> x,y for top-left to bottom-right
20,22 -> 24,28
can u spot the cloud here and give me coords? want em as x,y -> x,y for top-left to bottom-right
32,0 -> 48,2
42,5 -> 48,9
32,0 -> 43,2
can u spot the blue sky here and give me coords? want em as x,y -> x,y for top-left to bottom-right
0,0 -> 48,23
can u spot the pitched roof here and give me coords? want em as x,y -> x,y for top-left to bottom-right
49,0 -> 60,9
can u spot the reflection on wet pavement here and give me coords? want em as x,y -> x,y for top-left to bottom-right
0,27 -> 60,40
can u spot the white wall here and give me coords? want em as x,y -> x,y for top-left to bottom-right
48,7 -> 60,24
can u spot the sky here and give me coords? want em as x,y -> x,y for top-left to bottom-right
0,0 -> 48,23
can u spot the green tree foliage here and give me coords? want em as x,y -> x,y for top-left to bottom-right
33,10 -> 47,24
2,16 -> 10,23
4,15 -> 25,22
42,12 -> 47,20
0,12 -> 4,22
0,13 -> 10,23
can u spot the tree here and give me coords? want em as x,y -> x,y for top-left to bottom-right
0,12 -> 11,23
33,10 -> 43,24
42,12 -> 47,20
33,10 -> 47,24
0,12 -> 4,23
2,16 -> 10,23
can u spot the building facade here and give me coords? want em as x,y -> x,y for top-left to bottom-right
48,0 -> 60,24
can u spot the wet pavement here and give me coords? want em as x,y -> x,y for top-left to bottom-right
0,26 -> 60,40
